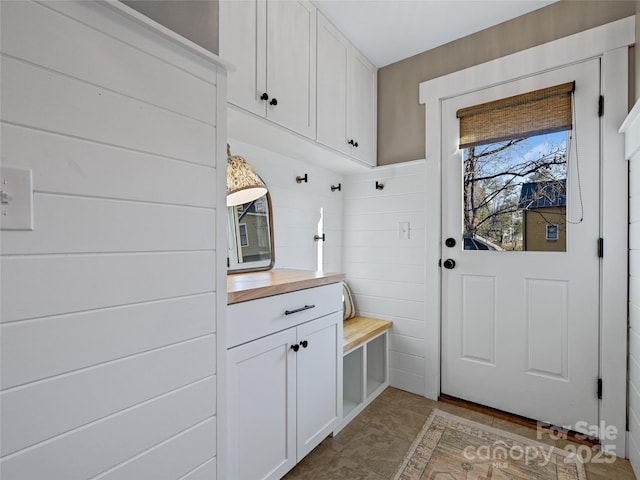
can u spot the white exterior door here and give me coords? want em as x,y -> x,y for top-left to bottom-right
441,59 -> 601,431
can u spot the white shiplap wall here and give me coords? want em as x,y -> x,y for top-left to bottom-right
229,140 -> 344,273
343,162 -> 427,395
0,2 -> 226,479
622,101 -> 640,473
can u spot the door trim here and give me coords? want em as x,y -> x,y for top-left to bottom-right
419,16 -> 633,455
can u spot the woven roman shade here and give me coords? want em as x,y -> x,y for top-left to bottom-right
457,81 -> 575,149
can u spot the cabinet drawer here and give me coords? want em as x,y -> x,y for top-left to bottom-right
228,283 -> 342,348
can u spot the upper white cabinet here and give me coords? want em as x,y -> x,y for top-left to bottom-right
349,49 -> 377,165
317,13 -> 377,166
220,0 -> 316,139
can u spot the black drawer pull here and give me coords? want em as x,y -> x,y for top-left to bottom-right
284,304 -> 316,315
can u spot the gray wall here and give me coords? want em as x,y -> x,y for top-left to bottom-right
123,0 -> 219,55
378,0 -> 636,166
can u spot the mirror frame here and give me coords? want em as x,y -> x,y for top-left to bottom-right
227,191 -> 275,274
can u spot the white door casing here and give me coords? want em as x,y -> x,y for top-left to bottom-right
441,60 -> 600,430
420,17 -> 631,454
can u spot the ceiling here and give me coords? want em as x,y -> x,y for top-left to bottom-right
314,0 -> 558,68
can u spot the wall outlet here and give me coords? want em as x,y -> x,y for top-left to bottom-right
399,221 -> 410,240
1,166 -> 34,230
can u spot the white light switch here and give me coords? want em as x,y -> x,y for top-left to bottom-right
398,221 -> 410,240
1,167 -> 33,230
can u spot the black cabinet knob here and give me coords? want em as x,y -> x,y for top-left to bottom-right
300,340 -> 308,348
445,238 -> 456,248
290,343 -> 299,352
443,259 -> 456,269
269,98 -> 278,106
260,92 -> 269,101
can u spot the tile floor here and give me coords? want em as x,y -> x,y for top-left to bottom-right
283,387 -> 636,480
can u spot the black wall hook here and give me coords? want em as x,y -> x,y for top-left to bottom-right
296,174 -> 308,184
331,184 -> 341,192
375,181 -> 384,190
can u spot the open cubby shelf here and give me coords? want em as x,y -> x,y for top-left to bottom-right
335,316 -> 393,434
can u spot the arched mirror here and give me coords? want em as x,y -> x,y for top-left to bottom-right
226,144 -> 274,273
227,192 -> 275,273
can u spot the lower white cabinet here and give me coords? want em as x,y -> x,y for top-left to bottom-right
227,285 -> 342,480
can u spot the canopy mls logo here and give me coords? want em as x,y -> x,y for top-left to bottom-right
463,441 -> 555,468
462,420 -> 619,471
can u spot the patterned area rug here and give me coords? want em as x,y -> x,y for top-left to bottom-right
392,409 -> 586,480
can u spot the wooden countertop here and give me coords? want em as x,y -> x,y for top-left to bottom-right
227,269 -> 345,304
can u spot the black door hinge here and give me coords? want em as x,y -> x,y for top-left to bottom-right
598,96 -> 604,117
597,378 -> 603,399
598,238 -> 604,258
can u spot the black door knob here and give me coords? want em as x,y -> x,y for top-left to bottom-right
443,259 -> 456,269
353,141 -> 358,148
260,92 -> 269,101
445,238 -> 456,248
290,343 -> 299,352
300,340 -> 308,348
348,139 -> 354,146
269,98 -> 278,106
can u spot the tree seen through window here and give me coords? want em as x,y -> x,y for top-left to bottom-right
463,131 -> 568,251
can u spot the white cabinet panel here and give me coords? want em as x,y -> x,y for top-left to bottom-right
350,49 -> 377,165
266,0 -> 316,138
219,0 -> 266,117
227,328 -> 297,480
296,312 -> 342,459
316,13 -> 349,155
316,13 -> 377,165
220,0 -> 316,138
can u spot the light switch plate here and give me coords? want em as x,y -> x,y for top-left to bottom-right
1,166 -> 34,230
398,221 -> 410,240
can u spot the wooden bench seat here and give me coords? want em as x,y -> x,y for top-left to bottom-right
343,316 -> 393,353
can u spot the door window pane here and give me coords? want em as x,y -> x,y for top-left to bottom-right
463,131 -> 567,251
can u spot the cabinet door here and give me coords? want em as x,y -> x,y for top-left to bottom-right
296,312 -> 342,460
316,13 -> 349,154
350,49 -> 377,166
219,0 -> 267,116
227,328 -> 297,480
266,0 -> 316,138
